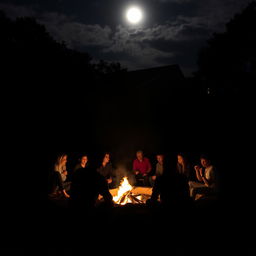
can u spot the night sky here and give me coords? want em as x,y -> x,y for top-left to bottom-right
0,0 -> 252,76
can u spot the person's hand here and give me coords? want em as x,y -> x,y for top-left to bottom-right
63,191 -> 70,198
135,171 -> 139,175
107,178 -> 112,184
194,165 -> 200,171
152,175 -> 156,181
199,168 -> 203,177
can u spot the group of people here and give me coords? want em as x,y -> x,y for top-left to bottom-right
48,150 -> 219,210
132,150 -> 218,204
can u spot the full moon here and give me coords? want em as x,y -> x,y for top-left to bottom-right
126,7 -> 143,24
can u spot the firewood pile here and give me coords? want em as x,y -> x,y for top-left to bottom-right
114,189 -> 151,205
98,177 -> 153,205
98,186 -> 152,205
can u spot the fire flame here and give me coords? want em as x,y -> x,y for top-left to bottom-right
113,177 -> 133,205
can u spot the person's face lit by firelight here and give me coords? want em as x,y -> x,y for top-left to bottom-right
61,155 -> 67,166
137,151 -> 143,161
177,155 -> 184,165
157,155 -> 164,165
200,158 -> 210,168
81,156 -> 88,166
103,154 -> 110,163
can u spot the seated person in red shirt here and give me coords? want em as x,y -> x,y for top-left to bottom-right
132,150 -> 152,186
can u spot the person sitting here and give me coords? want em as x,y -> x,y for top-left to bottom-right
150,153 -> 164,186
73,154 -> 89,172
48,153 -> 70,199
132,150 -> 152,186
54,153 -> 71,193
148,154 -> 191,208
188,154 -> 217,200
70,166 -> 113,211
97,152 -> 115,188
176,152 -> 192,180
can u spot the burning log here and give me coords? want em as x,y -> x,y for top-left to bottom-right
104,176 -> 153,205
129,196 -> 136,204
130,194 -> 143,204
118,190 -> 132,205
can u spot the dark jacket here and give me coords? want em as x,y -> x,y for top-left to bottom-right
97,162 -> 114,179
151,172 -> 190,206
48,170 -> 64,194
70,167 -> 113,209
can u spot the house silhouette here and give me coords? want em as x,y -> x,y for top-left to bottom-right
126,64 -> 185,88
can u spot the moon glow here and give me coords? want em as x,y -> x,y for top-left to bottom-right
126,7 -> 143,24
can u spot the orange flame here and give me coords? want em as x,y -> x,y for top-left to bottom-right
113,177 -> 133,205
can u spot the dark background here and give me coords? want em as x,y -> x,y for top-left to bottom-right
1,3 -> 255,252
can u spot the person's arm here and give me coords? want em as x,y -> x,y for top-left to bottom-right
63,189 -> 70,198
202,167 -> 215,187
61,166 -> 68,182
201,176 -> 209,186
56,171 -> 69,198
194,165 -> 203,182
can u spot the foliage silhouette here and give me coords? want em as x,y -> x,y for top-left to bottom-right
197,1 -> 256,95
0,10 -> 126,89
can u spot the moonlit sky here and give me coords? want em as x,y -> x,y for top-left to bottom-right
0,0 -> 252,76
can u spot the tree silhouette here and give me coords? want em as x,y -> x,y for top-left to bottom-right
94,59 -> 127,76
0,10 -> 125,88
0,10 -> 129,156
197,1 -> 256,95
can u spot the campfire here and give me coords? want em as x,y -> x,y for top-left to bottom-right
111,177 -> 152,205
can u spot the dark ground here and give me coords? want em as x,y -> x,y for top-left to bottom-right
2,187 -> 254,255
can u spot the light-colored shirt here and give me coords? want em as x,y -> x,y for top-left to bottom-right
54,164 -> 67,182
204,165 -> 215,187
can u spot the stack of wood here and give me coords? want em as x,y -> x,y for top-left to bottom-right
98,187 -> 153,205
115,190 -> 150,205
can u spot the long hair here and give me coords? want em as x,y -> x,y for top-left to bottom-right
55,153 -> 67,170
177,152 -> 190,177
